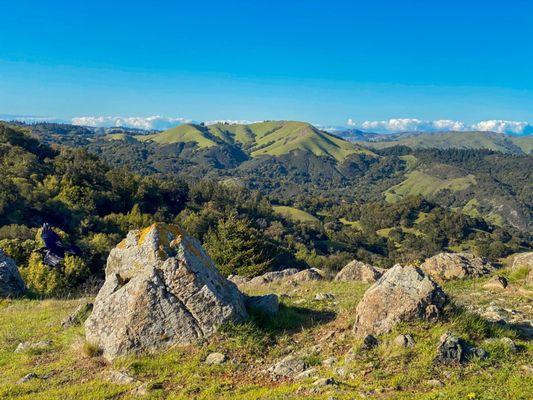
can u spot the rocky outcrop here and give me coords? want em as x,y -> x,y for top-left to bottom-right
420,252 -> 494,283
512,252 -> 533,269
353,265 -> 447,337
0,250 -> 25,298
85,223 -> 248,360
248,268 -> 299,286
288,268 -> 324,282
334,260 -> 384,283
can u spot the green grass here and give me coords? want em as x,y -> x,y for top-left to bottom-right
339,218 -> 363,230
1,273 -> 531,399
385,171 -> 476,202
272,205 -> 320,224
139,121 -> 374,161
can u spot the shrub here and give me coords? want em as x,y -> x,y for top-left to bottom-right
21,252 -> 66,297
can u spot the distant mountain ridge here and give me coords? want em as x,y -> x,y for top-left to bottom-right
337,130 -> 533,155
125,121 -> 373,161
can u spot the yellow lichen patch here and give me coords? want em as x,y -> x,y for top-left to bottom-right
117,238 -> 127,249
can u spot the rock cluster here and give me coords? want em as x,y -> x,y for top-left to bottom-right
85,223 -> 248,360
353,264 -> 447,337
0,250 -> 25,297
420,252 -> 494,283
334,260 -> 384,283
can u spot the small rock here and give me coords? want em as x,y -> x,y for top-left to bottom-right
322,356 -> 337,367
313,377 -> 336,386
105,370 -> 138,384
315,293 -> 335,301
272,355 -> 306,377
295,368 -> 318,380
361,334 -> 380,350
483,276 -> 508,291
246,294 -> 279,315
426,379 -> 444,387
0,250 -> 26,298
469,347 -> 487,359
14,340 -> 52,353
205,352 -> 226,365
335,367 -> 348,377
17,372 -> 38,384
61,302 -> 93,328
483,337 -> 517,352
335,260 -> 383,283
520,365 -> 533,374
130,383 -> 150,397
393,334 -> 415,348
436,333 -> 464,364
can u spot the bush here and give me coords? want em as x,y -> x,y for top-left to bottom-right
20,253 -> 89,297
21,252 -> 66,297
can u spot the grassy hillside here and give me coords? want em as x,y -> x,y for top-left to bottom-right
133,121 -> 371,161
1,261 -> 531,399
139,124 -> 219,147
385,171 -> 477,202
272,205 -> 320,224
358,131 -> 532,154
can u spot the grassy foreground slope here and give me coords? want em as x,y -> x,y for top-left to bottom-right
132,121 -> 371,161
1,261 -> 531,399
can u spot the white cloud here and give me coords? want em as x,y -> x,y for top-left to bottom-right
471,120 -> 532,135
347,118 -> 532,135
71,115 -> 191,130
204,119 -> 263,126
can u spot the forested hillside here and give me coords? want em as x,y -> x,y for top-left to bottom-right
1,121 -> 531,298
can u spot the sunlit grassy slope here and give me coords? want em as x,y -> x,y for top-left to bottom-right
385,171 -> 477,203
272,205 -> 320,224
133,121 -> 371,161
1,262 -> 531,399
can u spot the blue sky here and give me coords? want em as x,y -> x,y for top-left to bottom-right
0,0 -> 532,131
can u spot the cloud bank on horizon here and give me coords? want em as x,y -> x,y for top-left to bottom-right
1,114 -> 532,135
70,116 -> 192,130
347,118 -> 533,135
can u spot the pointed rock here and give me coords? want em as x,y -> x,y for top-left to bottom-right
85,223 -> 247,360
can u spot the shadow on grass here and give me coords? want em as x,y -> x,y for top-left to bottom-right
444,302 -> 531,341
218,304 -> 336,354
250,303 -> 336,335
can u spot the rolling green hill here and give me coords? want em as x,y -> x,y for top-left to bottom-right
130,121 -> 371,161
357,131 -> 532,154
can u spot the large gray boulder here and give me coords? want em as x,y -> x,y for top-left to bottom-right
0,250 -> 25,297
353,265 -> 447,337
335,260 -> 384,283
85,223 -> 248,360
420,252 -> 494,283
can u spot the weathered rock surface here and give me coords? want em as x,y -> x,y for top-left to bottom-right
334,260 -> 384,283
246,294 -> 279,315
289,268 -> 324,282
353,265 -> 447,337
393,334 -> 415,348
512,252 -> 533,269
205,352 -> 226,365
85,223 -> 248,360
14,340 -> 52,353
270,355 -> 307,377
62,301 -> 93,328
248,268 -> 299,286
227,274 -> 250,286
0,250 -> 25,297
420,252 -> 494,283
483,276 -> 508,291
436,332 -> 465,364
